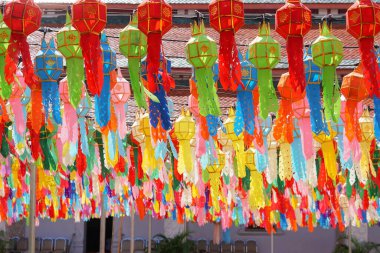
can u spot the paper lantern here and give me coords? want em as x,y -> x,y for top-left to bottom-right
209,0 -> 244,91
224,108 -> 246,178
341,64 -> 369,141
313,123 -> 337,183
346,0 -> 380,97
304,47 -> 328,135
248,21 -> 280,119
359,109 -> 375,182
174,109 -> 196,174
35,38 -> 64,124
273,72 -> 304,144
276,0 -> 311,97
138,0 -> 172,93
119,14 -> 147,109
185,20 -> 220,117
57,12 -> 84,108
312,21 -> 343,123
206,148 -> 225,213
94,33 -> 117,128
0,11 -> 11,100
245,147 -> 265,209
235,54 -> 258,136
131,112 -> 145,144
111,69 -> 131,139
72,0 -> 107,96
3,0 -> 41,89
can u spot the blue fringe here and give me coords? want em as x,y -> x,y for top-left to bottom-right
42,81 -> 62,124
374,96 -> 380,142
235,90 -> 255,136
95,75 -> 111,127
149,85 -> 171,131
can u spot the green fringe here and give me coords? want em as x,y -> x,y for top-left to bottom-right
258,69 -> 279,119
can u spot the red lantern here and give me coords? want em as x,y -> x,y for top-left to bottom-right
209,0 -> 244,91
341,64 -> 369,141
275,0 -> 311,97
138,0 -> 172,93
3,0 -> 42,89
72,0 -> 107,96
346,0 -> 380,97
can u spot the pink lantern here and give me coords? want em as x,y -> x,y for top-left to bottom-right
111,69 -> 131,138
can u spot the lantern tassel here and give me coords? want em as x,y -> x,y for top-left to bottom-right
114,103 -> 127,139
149,86 -> 171,131
287,37 -> 306,96
218,30 -> 241,91
344,100 -> 362,142
257,69 -> 278,119
66,58 -> 84,108
279,142 -> 293,182
195,68 -> 221,117
177,139 -> 193,175
273,100 -> 294,144
235,90 -> 255,136
95,75 -> 111,127
0,55 -> 11,99
290,131 -> 307,181
306,82 -> 329,135
322,66 -> 340,122
128,58 -> 147,108
146,33 -> 162,93
320,140 -> 337,183
359,38 -> 380,96
80,33 -> 103,96
374,96 -> 380,142
42,81 -> 62,124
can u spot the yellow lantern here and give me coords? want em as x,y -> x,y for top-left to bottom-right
224,108 -> 246,178
139,112 -> 161,173
359,109 -> 375,182
313,123 -> 337,183
174,109 -> 196,174
245,147 -> 265,210
206,148 -> 225,213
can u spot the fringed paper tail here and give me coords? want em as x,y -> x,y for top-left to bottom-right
306,83 -> 328,135
95,75 -> 111,127
80,33 -> 103,96
66,58 -> 84,108
287,37 -> 306,97
218,30 -> 241,91
0,55 -> 11,99
359,37 -> 379,96
146,33 -> 162,93
235,90 -> 255,136
257,69 -> 278,119
128,58 -> 147,108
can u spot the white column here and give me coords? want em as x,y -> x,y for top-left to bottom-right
130,206 -> 135,253
99,194 -> 106,253
148,215 -> 152,253
28,164 -> 36,253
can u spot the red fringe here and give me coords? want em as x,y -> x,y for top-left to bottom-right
273,100 -> 294,143
147,33 -> 162,93
29,89 -> 44,160
218,30 -> 242,91
358,38 -> 380,97
80,34 -> 103,96
287,37 -> 306,97
5,34 -> 40,89
344,101 -> 362,142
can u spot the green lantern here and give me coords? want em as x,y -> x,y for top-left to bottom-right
248,21 -> 280,119
57,12 -> 84,108
311,21 -> 343,123
185,20 -> 220,116
119,14 -> 147,109
0,11 -> 11,100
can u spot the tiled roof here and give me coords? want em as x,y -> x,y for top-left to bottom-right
27,24 -> 372,69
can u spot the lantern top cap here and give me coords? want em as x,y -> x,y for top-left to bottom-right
320,20 -> 332,36
65,12 -> 72,26
41,39 -> 48,50
228,107 -> 235,117
286,0 -> 300,3
191,20 -> 205,36
259,21 -> 271,36
101,32 -> 107,43
360,109 -> 371,119
49,38 -> 56,49
0,10 -> 3,22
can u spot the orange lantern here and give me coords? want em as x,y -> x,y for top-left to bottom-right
209,0 -> 244,91
138,0 -> 172,93
3,0 -> 41,89
346,0 -> 380,97
72,0 -> 107,96
275,0 -> 311,97
341,64 -> 369,142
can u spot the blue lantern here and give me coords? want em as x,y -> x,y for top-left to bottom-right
304,47 -> 328,135
95,33 -> 117,127
35,38 -> 64,124
235,52 -> 258,136
141,55 -> 173,131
